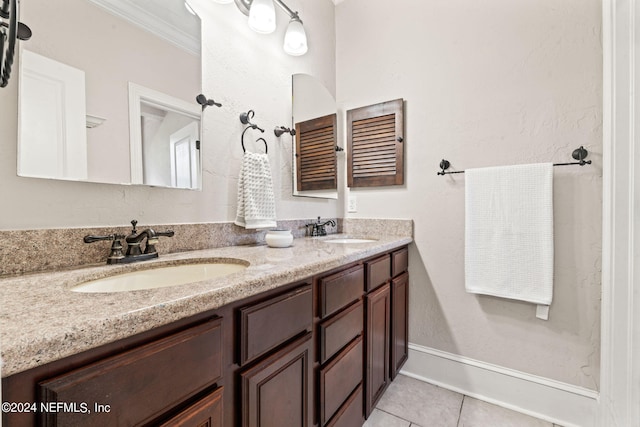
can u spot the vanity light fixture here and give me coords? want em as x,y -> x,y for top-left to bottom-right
283,13 -> 307,56
248,0 -> 276,34
217,0 -> 308,56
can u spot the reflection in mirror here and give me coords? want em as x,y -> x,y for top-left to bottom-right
129,83 -> 201,189
292,74 -> 339,199
17,0 -> 201,187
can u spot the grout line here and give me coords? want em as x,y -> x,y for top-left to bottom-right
456,395 -> 466,427
376,408 -> 414,425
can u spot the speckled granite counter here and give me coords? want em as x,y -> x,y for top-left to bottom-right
0,234 -> 412,378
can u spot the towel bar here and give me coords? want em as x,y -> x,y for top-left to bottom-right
437,146 -> 592,176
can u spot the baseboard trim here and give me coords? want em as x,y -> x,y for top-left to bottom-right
400,343 -> 599,427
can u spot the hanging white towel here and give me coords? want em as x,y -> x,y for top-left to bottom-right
464,163 -> 554,320
234,152 -> 277,229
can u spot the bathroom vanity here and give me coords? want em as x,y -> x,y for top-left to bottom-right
0,235 -> 410,427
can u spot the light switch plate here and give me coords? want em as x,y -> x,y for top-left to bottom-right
348,195 -> 357,213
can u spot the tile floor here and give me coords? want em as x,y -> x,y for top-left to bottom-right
364,375 -> 563,427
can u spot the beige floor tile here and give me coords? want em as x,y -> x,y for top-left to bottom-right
363,409 -> 411,427
457,396 -> 553,427
375,375 -> 464,427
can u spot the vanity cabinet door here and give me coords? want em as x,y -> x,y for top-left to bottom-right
391,272 -> 409,379
240,333 -> 313,427
365,283 -> 391,417
158,387 -> 223,427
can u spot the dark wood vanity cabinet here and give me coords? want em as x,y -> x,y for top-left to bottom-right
38,318 -> 224,427
238,284 -> 313,427
2,246 -> 409,427
240,334 -> 313,427
364,249 -> 409,417
391,272 -> 409,379
365,282 -> 391,417
158,387 -> 224,427
316,264 -> 365,427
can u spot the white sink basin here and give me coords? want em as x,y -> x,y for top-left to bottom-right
71,261 -> 248,293
324,238 -> 377,244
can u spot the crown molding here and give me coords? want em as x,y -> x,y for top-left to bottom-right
87,0 -> 200,55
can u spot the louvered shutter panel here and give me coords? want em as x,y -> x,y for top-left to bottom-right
295,114 -> 338,191
347,99 -> 404,187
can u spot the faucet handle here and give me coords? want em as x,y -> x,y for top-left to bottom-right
144,230 -> 174,255
130,219 -> 138,232
84,233 -> 125,243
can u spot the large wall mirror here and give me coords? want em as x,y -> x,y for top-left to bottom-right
17,0 -> 202,189
292,73 -> 339,199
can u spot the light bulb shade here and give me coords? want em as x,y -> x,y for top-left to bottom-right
212,0 -> 234,3
283,18 -> 308,56
248,0 -> 276,34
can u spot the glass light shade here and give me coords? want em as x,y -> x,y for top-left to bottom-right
283,18 -> 308,56
212,0 -> 234,3
248,0 -> 276,34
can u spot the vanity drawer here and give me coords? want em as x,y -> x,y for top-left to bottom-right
365,254 -> 391,291
158,387 -> 223,427
319,264 -> 364,318
325,385 -> 364,427
319,336 -> 363,426
391,247 -> 408,278
319,300 -> 363,364
239,284 -> 312,365
38,318 -> 223,427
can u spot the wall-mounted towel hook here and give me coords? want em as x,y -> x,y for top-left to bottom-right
196,94 -> 222,110
240,110 -> 264,132
274,126 -> 296,137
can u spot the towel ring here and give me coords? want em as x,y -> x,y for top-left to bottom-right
241,127 -> 268,154
255,138 -> 268,154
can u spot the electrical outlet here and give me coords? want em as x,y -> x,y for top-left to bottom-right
348,195 -> 357,213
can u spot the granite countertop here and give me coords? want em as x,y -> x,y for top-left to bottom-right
0,234 -> 412,378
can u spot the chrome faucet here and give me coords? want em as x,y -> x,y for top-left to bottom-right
84,220 -> 174,264
306,216 -> 336,237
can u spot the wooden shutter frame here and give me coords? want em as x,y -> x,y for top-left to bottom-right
347,99 -> 404,188
295,113 -> 338,192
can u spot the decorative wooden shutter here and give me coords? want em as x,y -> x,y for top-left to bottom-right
347,99 -> 404,187
295,113 -> 338,191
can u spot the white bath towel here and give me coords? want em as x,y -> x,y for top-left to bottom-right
464,163 -> 554,320
234,152 -> 277,229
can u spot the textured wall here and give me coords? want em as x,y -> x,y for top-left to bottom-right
336,0 -> 602,389
0,0 -> 338,230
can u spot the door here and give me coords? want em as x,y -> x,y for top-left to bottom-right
170,121 -> 200,189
